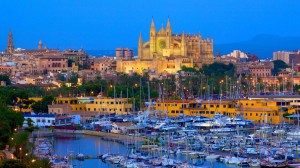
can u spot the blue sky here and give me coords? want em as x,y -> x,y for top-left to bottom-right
0,0 -> 299,51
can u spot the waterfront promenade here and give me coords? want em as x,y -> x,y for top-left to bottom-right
32,128 -> 148,142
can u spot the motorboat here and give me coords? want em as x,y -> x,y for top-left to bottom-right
205,154 -> 220,160
210,127 -> 235,132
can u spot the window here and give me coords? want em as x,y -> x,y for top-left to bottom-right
223,105 -> 226,108
210,105 -> 214,108
94,108 -> 96,111
37,119 -> 40,122
206,111 -> 209,114
211,111 -> 215,114
256,113 -> 258,116
158,103 -> 161,107
245,113 -> 248,116
203,105 -> 206,108
216,105 -> 219,108
171,110 -> 175,113
88,108 -> 90,111
250,113 -> 252,116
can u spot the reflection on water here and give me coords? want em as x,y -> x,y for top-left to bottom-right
52,133 -> 240,168
53,133 -> 127,168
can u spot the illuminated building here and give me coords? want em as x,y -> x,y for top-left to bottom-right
117,18 -> 214,74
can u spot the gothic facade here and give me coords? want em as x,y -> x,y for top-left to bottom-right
116,18 -> 214,74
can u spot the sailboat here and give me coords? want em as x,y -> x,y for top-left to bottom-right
287,105 -> 300,136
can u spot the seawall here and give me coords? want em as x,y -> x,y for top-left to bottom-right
53,129 -> 148,142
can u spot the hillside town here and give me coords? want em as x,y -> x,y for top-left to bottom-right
2,18 -> 300,168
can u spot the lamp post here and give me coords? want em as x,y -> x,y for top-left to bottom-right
19,147 -> 22,160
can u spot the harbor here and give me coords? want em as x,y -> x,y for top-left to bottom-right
30,110 -> 300,168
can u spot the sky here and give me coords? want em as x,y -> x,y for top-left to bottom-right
0,0 -> 299,51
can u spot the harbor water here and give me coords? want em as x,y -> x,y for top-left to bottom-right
52,133 -> 240,168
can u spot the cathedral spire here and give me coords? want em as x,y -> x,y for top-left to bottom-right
138,32 -> 143,58
150,18 -> 156,31
138,32 -> 143,45
166,17 -> 171,31
150,18 -> 156,37
181,32 -> 185,42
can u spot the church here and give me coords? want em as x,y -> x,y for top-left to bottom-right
116,18 -> 214,74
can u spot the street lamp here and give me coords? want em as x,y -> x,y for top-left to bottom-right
19,147 -> 22,160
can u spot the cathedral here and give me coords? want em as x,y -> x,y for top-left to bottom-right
116,18 -> 214,74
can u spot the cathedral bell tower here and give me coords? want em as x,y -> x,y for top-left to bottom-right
38,40 -> 43,50
6,31 -> 14,54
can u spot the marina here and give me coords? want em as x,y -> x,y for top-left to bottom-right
30,110 -> 300,168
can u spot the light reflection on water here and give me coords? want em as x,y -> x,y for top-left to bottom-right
52,133 -> 240,168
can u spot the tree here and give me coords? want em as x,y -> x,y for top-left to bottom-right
69,74 -> 78,87
11,133 -> 30,159
67,59 -> 75,67
0,159 -> 26,168
30,158 -> 51,168
180,66 -> 198,73
272,60 -> 289,75
0,105 -> 24,150
0,74 -> 11,85
31,95 -> 55,113
58,74 -> 65,81
200,62 -> 236,94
